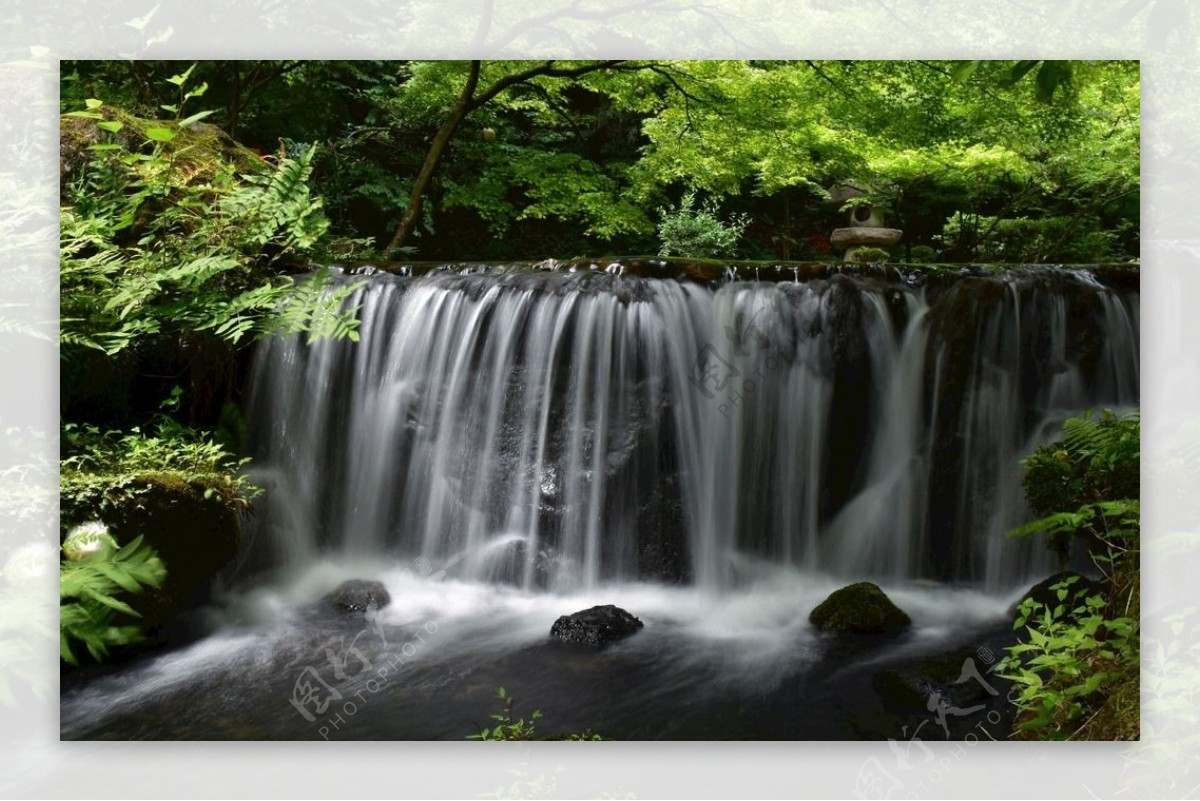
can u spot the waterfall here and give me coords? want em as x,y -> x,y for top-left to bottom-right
244,265 -> 1139,594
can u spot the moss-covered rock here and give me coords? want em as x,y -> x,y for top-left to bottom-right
60,107 -> 266,201
809,582 -> 912,634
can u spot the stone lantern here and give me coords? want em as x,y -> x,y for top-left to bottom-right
828,184 -> 902,262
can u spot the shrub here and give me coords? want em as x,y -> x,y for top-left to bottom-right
996,577 -> 1138,740
908,244 -> 939,263
1018,409 -> 1139,561
938,211 -> 1124,263
848,246 -> 891,264
656,191 -> 749,258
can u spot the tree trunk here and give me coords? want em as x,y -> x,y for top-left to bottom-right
384,62 -> 481,259
381,60 -> 632,259
781,190 -> 791,260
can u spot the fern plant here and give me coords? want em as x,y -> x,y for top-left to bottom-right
1019,409 -> 1139,562
60,534 -> 167,665
221,145 -> 330,251
60,85 -> 364,360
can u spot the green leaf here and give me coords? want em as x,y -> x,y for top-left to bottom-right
84,98 -> 104,110
81,587 -> 139,617
1035,61 -> 1070,103
177,110 -> 215,129
1001,60 -> 1041,88
145,127 -> 176,142
97,120 -> 124,134
166,63 -> 196,87
950,61 -> 979,84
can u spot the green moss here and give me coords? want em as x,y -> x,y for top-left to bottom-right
809,581 -> 912,634
848,246 -> 891,263
1077,673 -> 1139,741
62,107 -> 266,184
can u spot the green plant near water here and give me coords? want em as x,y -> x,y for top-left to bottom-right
656,191 -> 750,259
467,686 -> 605,741
997,407 -> 1140,740
60,415 -> 261,530
1017,408 -> 1139,562
60,534 -> 167,665
996,577 -> 1137,739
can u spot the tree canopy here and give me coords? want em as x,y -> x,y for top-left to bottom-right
61,59 -> 1139,264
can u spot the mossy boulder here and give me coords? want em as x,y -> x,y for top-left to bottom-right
60,471 -> 244,631
809,582 -> 912,634
60,107 -> 266,203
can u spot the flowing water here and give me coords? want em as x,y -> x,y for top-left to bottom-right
60,262 -> 1140,740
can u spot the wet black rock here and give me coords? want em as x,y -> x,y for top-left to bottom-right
809,582 -> 912,634
325,579 -> 391,613
550,604 -> 644,645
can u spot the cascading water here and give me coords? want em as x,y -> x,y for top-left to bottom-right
61,261 -> 1140,741
244,264 -> 1139,595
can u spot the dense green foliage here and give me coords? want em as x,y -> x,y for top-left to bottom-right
60,418 -> 260,522
61,59 -> 1139,263
1017,409 -> 1140,560
999,409 -> 1140,740
60,98 -> 361,359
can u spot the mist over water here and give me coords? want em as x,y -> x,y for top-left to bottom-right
60,264 -> 1139,740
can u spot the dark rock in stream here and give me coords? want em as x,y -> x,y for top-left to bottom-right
324,579 -> 391,613
870,640 -> 1017,740
809,582 -> 912,634
550,604 -> 644,645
